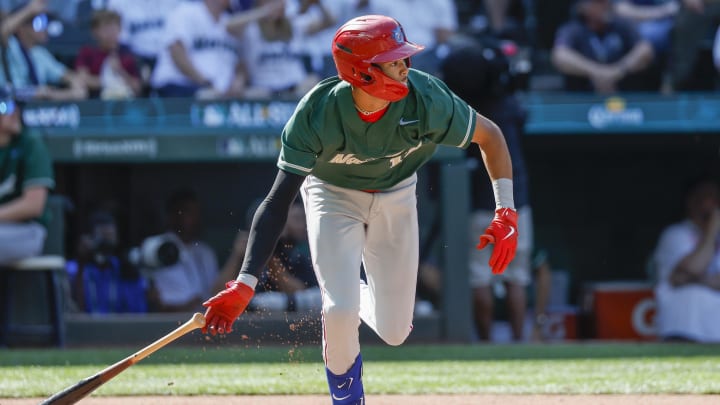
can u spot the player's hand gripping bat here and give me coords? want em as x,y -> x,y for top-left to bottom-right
41,312 -> 206,405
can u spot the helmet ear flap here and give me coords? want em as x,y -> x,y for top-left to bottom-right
350,66 -> 374,84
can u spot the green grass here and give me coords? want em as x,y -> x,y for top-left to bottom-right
2,343 -> 720,397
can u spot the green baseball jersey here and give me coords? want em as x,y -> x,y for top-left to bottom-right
277,69 -> 477,190
0,130 -> 55,226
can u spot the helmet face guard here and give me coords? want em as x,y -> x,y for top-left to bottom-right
332,15 -> 425,101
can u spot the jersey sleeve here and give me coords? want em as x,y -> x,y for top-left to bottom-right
420,75 -> 477,149
276,100 -> 322,176
22,133 -> 55,191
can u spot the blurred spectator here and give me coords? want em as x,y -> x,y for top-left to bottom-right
150,0 -> 247,98
0,87 -> 54,264
106,0 -> 183,63
415,257 -> 442,314
250,199 -> 321,312
106,0 -> 183,89
66,210 -> 148,314
217,227 -> 250,288
368,0 -> 457,50
147,189 -> 220,312
614,0 -> 679,92
529,249 -> 553,342
669,0 -> 720,91
287,0 -> 342,80
551,0 -> 656,93
239,0 -> 326,99
74,9 -> 142,99
368,0 -> 458,74
613,0 -> 679,56
0,0 -> 88,100
441,39 -> 533,342
650,176 -> 720,342
480,0 -> 531,41
290,0 -> 371,79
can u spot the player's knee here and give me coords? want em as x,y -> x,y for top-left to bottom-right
376,322 -> 411,346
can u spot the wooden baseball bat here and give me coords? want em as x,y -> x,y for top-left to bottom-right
41,312 -> 206,405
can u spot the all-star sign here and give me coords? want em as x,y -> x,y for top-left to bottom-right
587,97 -> 645,129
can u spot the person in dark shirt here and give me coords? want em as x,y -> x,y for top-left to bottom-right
66,210 -> 148,314
552,0 -> 656,93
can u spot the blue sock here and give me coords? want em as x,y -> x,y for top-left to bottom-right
326,353 -> 365,405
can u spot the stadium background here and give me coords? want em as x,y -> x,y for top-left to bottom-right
1,0 -> 720,346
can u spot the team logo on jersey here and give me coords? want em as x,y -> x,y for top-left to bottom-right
392,26 -> 404,44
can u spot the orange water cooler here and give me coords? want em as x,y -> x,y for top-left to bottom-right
584,281 -> 657,340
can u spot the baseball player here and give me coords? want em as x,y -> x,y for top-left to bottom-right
202,15 -> 518,404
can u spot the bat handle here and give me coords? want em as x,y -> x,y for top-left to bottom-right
132,312 -> 206,363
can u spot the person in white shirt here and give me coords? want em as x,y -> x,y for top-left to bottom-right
651,175 -> 720,342
106,0 -> 184,62
240,0 -> 331,98
148,190 -> 220,312
150,0 -> 246,98
368,0 -> 457,50
289,0 -> 369,79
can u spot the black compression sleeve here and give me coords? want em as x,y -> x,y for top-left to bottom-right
239,169 -> 306,279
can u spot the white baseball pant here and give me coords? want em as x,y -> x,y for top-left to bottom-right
300,174 -> 419,374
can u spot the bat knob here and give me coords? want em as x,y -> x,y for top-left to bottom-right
191,312 -> 206,328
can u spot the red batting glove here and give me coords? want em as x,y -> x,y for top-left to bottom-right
476,207 -> 518,275
202,280 -> 254,335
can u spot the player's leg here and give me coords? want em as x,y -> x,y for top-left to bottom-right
0,222 -> 46,264
360,174 -> 419,345
472,285 -> 494,341
500,206 -> 534,341
469,209 -> 495,340
301,176 -> 370,404
505,281 -> 527,341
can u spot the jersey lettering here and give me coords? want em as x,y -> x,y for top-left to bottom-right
128,19 -> 164,35
330,142 -> 424,168
389,142 -> 423,168
329,153 -> 372,164
192,37 -> 238,54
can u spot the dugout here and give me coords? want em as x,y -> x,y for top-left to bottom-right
15,93 -> 720,346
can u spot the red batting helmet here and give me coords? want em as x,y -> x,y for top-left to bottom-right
332,15 -> 425,101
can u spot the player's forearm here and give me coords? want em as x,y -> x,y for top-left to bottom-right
0,188 -> 47,222
673,238 -> 717,280
169,42 -> 209,85
1,0 -> 43,41
225,0 -> 284,36
616,42 -> 654,73
76,68 -> 102,91
551,46 -> 606,77
614,1 -> 679,21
